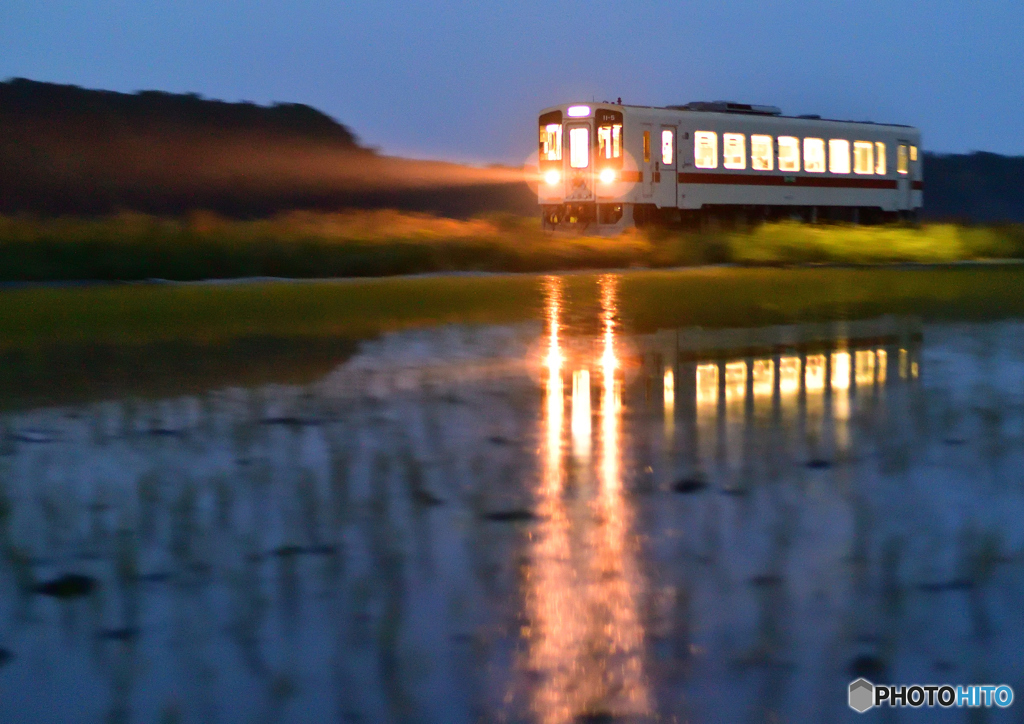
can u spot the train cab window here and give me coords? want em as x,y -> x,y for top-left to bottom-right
804,138 -> 825,173
751,134 -> 773,171
853,141 -> 874,174
540,124 -> 562,161
569,127 -> 590,168
598,125 -> 622,161
596,109 -> 624,168
875,142 -> 886,174
643,131 -> 651,163
778,136 -> 800,172
694,131 -> 717,169
723,133 -> 745,169
829,139 -> 851,173
910,145 -> 918,161
897,145 -> 909,174
662,129 -> 675,166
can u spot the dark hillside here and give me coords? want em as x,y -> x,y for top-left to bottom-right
923,152 -> 1024,223
0,78 -> 534,218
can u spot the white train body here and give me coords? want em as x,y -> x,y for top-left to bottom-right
537,101 -> 922,228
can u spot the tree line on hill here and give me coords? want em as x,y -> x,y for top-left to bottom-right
0,78 -> 1021,222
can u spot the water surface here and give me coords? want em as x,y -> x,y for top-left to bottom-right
1,272 -> 1023,722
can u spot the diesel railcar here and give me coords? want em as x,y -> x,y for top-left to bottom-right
537,101 -> 922,229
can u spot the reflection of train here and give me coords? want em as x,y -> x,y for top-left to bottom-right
537,101 -> 922,229
637,316 -> 921,411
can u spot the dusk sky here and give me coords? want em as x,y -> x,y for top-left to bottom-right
3,1 -> 1022,164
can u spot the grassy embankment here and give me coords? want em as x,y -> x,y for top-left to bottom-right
2,211 -> 1024,282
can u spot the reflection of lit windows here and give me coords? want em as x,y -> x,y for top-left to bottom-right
897,145 -> 909,175
804,138 -> 825,173
778,136 -> 800,172
911,361 -> 919,378
643,131 -> 650,164
753,359 -> 774,397
598,124 -> 623,160
855,350 -> 875,386
569,127 -> 590,168
696,363 -> 718,406
832,351 -> 851,389
910,145 -> 918,162
694,131 -> 718,169
876,349 -> 887,383
664,369 -> 675,406
899,348 -> 908,378
875,142 -> 886,175
724,133 -> 745,169
806,354 -> 826,391
751,135 -> 773,171
779,356 -> 800,394
662,129 -> 675,165
854,141 -> 874,174
725,361 -> 747,402
829,139 -> 850,174
540,123 -> 562,161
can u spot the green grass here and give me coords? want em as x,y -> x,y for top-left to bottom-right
2,211 -> 1023,282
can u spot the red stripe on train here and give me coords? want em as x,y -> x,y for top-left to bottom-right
677,172 -> 900,190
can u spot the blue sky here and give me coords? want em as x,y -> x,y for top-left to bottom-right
2,1 -> 1021,164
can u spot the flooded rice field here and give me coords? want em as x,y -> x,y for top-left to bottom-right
1,272 -> 1024,722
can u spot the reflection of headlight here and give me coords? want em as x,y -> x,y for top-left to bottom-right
599,168 -> 616,184
544,170 -> 561,185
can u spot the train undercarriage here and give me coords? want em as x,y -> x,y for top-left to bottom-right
541,202 -> 919,232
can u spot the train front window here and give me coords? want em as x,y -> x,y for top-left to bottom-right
597,125 -> 621,161
538,110 -> 562,166
854,141 -> 874,174
540,124 -> 562,161
595,109 -> 624,168
569,127 -> 590,168
751,135 -> 773,171
778,136 -> 800,172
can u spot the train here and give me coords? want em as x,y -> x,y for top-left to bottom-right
537,100 -> 922,229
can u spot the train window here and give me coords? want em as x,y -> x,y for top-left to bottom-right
829,139 -> 850,173
853,141 -> 874,174
751,134 -> 773,170
804,138 -> 825,173
694,131 -> 717,169
897,145 -> 909,174
569,127 -> 590,168
723,133 -> 745,169
910,145 -> 918,161
662,129 -> 675,166
539,123 -> 562,161
598,124 -> 622,160
778,136 -> 800,172
875,142 -> 886,174
643,131 -> 650,163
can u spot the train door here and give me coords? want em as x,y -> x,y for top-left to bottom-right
641,124 -> 654,198
655,125 -> 677,208
897,141 -> 912,210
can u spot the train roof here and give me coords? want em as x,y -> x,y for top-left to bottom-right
542,101 -> 917,130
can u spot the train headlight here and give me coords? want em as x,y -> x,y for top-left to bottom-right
599,168 -> 616,184
544,170 -> 561,185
